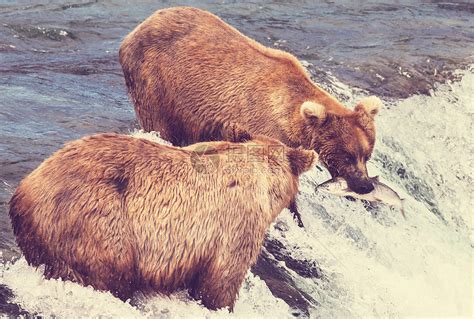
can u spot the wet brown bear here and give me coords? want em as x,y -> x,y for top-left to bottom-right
9,133 -> 316,310
119,7 -> 382,213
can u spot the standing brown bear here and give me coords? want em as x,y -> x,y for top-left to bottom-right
119,7 -> 382,224
9,133 -> 316,310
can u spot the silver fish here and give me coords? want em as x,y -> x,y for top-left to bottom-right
317,176 -> 406,218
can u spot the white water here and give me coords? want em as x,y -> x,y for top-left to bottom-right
1,68 -> 472,318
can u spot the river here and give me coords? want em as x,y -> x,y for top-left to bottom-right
0,1 -> 472,318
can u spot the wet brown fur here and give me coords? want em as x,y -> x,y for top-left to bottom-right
9,133 -> 316,310
119,7 -> 380,194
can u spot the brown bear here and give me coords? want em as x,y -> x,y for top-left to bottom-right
9,133 -> 317,310
119,7 -> 382,224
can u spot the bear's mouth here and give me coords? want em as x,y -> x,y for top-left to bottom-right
326,169 -> 374,195
345,176 -> 374,194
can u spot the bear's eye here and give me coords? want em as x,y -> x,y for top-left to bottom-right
343,156 -> 355,165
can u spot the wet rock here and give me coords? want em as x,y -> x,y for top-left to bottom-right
263,238 -> 322,279
437,1 -> 474,13
0,284 -> 29,317
252,244 -> 319,317
273,220 -> 290,232
306,57 -> 470,99
6,24 -> 76,41
62,66 -> 99,76
58,1 -> 98,11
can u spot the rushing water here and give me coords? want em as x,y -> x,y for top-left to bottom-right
0,1 -> 472,318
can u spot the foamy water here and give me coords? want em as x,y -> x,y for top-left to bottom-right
1,69 -> 472,318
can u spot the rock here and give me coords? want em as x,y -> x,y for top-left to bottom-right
252,237 -> 322,317
263,238 -> 322,279
0,284 -> 29,317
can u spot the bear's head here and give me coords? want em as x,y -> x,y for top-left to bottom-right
300,96 -> 381,194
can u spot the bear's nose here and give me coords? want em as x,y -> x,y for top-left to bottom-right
348,179 -> 374,194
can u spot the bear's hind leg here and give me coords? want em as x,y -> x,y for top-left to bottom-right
192,265 -> 248,311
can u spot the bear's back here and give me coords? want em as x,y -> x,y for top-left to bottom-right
121,7 -> 312,83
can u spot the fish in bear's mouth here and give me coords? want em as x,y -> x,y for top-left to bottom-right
317,176 -> 406,218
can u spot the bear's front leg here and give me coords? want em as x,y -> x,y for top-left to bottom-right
289,199 -> 304,228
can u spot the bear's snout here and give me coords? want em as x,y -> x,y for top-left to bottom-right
346,177 -> 374,194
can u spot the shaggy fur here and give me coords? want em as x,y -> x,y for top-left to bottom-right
9,133 -> 316,310
119,7 -> 382,198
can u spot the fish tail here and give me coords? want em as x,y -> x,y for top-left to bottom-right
400,199 -> 407,220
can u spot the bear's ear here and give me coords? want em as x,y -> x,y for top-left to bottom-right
355,96 -> 382,118
300,101 -> 326,123
287,148 -> 318,176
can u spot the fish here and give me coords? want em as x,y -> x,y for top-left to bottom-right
317,176 -> 406,218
